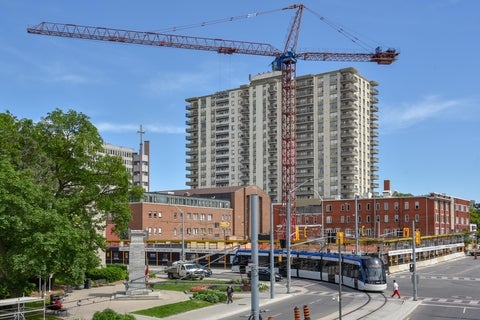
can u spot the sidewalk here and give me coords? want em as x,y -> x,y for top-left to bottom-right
59,277 -> 420,320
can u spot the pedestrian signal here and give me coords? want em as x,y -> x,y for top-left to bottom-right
415,230 -> 421,245
403,227 -> 410,237
336,231 -> 345,245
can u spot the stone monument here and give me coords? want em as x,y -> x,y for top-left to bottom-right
125,230 -> 151,295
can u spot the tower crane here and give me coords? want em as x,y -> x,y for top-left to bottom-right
27,4 -> 398,240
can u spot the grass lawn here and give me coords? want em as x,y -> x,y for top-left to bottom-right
132,299 -> 212,318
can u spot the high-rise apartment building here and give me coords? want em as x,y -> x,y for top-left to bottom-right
185,67 -> 379,202
103,141 -> 150,192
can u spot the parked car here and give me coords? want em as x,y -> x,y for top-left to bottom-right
195,264 -> 213,277
247,267 -> 282,282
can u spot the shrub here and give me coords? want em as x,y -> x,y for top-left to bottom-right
92,308 -> 135,320
192,289 -> 226,303
86,265 -> 128,283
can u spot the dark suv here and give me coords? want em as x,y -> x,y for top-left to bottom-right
247,267 -> 282,281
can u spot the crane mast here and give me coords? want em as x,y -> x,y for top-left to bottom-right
27,4 -> 398,241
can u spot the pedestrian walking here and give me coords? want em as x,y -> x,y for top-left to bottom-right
226,285 -> 234,303
391,280 -> 401,299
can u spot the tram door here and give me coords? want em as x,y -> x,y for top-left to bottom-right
326,261 -> 336,283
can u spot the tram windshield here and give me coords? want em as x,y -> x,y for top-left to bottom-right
362,258 -> 386,283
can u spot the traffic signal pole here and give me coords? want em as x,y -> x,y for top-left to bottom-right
412,221 -> 418,301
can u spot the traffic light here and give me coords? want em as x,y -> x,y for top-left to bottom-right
336,231 -> 345,245
303,226 -> 307,238
415,230 -> 421,245
409,263 -> 415,272
403,227 -> 410,237
295,226 -> 300,240
361,225 -> 365,236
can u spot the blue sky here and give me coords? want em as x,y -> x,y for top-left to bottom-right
1,0 -> 479,202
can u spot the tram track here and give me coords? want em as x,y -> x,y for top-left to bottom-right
329,291 -> 388,320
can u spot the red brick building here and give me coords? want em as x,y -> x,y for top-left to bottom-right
288,192 -> 471,241
107,186 -> 270,242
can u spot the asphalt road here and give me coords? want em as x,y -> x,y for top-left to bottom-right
391,255 -> 480,319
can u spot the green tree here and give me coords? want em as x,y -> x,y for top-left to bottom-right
0,109 -> 141,296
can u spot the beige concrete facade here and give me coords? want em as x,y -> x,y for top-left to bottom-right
185,68 -> 380,203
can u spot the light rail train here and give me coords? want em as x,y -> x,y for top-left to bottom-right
232,249 -> 387,292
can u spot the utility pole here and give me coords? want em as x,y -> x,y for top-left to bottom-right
250,194 -> 260,320
412,220 -> 418,301
354,195 -> 359,255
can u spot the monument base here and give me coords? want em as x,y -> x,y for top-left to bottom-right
115,290 -> 160,300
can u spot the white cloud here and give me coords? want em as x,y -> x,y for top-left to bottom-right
95,122 -> 184,134
380,95 -> 469,133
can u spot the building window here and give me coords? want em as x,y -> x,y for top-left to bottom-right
384,203 -> 389,211
346,216 -> 350,223
394,215 -> 399,222
358,203 -> 362,211
174,212 -> 178,219
404,201 -> 410,210
173,228 -> 177,236
326,205 -> 332,212
208,214 -> 213,221
148,211 -> 152,218
376,203 -> 380,211
384,215 -> 388,223
415,214 -> 420,222
341,204 -> 345,211
415,201 -> 420,210
394,202 -> 399,210
405,215 -> 409,222
326,216 -> 332,224
340,216 -> 345,223
366,203 -> 371,211
366,215 -> 371,223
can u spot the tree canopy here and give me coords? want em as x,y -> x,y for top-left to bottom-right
0,109 -> 142,297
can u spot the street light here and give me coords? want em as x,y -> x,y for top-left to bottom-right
286,178 -> 312,294
173,205 -> 185,261
312,189 -> 324,249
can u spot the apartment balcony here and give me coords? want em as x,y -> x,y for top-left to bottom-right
186,126 -> 198,133
370,122 -> 379,129
341,111 -> 358,120
341,102 -> 356,111
186,118 -> 198,126
371,105 -> 379,113
186,103 -> 198,111
340,148 -> 359,156
341,167 -> 359,174
341,138 -> 358,147
340,83 -> 357,92
340,73 -> 357,83
341,157 -> 358,165
340,121 -> 357,129
370,130 -> 379,137
186,141 -> 198,149
216,153 -> 229,160
371,147 -> 379,154
186,133 -> 198,141
215,103 -> 229,111
370,113 -> 379,121
215,136 -> 229,143
186,109 -> 198,117
371,165 -> 379,172
241,107 -> 250,114
186,149 -> 198,156
186,172 -> 197,179
341,93 -> 358,101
